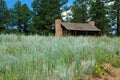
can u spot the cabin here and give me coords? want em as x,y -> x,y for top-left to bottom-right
55,19 -> 101,37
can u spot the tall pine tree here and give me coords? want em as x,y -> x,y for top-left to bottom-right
72,0 -> 88,23
32,0 -> 68,35
0,0 -> 9,32
11,1 -> 31,34
90,0 -> 110,35
18,4 -> 31,34
12,0 -> 22,33
112,0 -> 120,36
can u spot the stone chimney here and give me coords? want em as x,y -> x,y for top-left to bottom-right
55,19 -> 63,37
89,21 -> 95,26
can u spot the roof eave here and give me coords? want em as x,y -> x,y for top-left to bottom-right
67,29 -> 101,31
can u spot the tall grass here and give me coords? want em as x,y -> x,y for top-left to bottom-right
0,34 -> 120,80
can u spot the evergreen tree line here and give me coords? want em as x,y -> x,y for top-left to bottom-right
0,0 -> 120,36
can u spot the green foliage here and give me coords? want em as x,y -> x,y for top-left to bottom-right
0,0 -> 9,31
72,0 -> 88,23
18,4 -> 31,34
12,0 -> 21,30
32,0 -> 68,35
111,54 -> 120,68
93,63 -> 103,77
93,63 -> 112,77
89,0 -> 110,35
11,1 -> 31,34
112,0 -> 120,36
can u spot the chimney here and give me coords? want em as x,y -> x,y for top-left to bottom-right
55,19 -> 63,37
89,21 -> 95,26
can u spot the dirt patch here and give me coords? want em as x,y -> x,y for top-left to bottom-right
0,76 -> 3,80
86,63 -> 120,80
112,68 -> 120,80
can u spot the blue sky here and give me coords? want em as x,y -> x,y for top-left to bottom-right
5,0 -> 75,8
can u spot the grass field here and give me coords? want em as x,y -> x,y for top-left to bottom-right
0,34 -> 120,80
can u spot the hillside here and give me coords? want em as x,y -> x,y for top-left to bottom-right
0,34 -> 120,80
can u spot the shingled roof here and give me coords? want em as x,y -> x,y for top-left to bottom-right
61,22 -> 100,31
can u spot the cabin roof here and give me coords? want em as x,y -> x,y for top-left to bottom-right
61,22 -> 101,31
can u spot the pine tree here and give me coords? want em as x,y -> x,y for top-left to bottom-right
11,1 -> 31,34
18,4 -> 31,34
0,0 -> 9,32
72,0 -> 88,23
90,0 -> 110,35
12,0 -> 22,33
112,0 -> 120,36
32,0 -> 68,35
